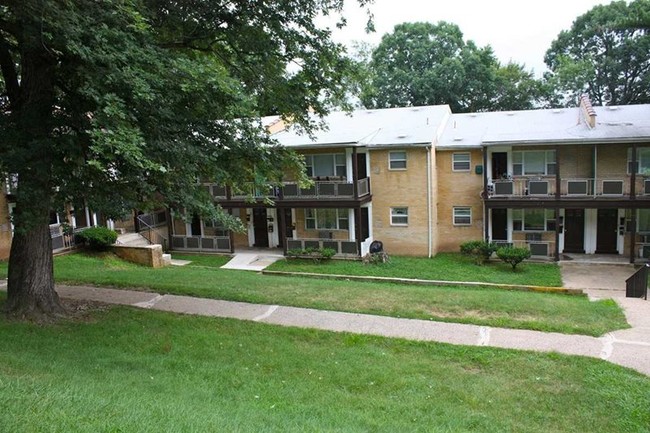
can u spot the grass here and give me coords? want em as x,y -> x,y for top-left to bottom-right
267,252 -> 563,287
0,253 -> 627,336
0,300 -> 648,432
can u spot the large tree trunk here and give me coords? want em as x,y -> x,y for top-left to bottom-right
4,21 -> 64,320
5,217 -> 64,320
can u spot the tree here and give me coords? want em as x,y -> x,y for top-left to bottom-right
0,0 -> 370,319
544,0 -> 650,106
359,22 -> 543,112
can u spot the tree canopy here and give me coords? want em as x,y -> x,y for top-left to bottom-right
0,0 -> 370,318
358,22 -> 544,112
544,0 -> 650,106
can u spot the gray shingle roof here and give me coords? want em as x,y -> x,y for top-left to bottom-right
272,105 -> 451,148
437,104 -> 650,149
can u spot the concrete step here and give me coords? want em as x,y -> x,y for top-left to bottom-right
116,232 -> 151,247
162,253 -> 172,266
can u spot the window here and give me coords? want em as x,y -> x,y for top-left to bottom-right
389,151 -> 407,170
390,207 -> 409,225
453,207 -> 472,225
305,209 -> 349,230
512,150 -> 556,176
204,219 -> 229,237
452,153 -> 471,171
305,154 -> 346,178
627,148 -> 650,174
639,209 -> 650,232
512,209 -> 556,231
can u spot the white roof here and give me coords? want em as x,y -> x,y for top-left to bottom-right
273,105 -> 451,149
437,104 -> 650,149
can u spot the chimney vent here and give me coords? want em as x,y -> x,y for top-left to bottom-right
579,94 -> 597,128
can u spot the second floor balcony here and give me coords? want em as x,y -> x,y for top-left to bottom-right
203,177 -> 372,206
487,176 -> 650,201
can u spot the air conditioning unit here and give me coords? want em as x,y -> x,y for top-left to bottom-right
493,181 -> 514,196
645,179 -> 650,195
528,180 -> 549,195
567,180 -> 588,195
602,180 -> 623,195
529,243 -> 549,256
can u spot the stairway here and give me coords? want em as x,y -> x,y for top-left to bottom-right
116,232 -> 152,247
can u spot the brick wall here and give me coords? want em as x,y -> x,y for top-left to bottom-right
435,149 -> 484,252
369,147 -> 432,256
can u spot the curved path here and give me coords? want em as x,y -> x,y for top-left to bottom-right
46,283 -> 650,377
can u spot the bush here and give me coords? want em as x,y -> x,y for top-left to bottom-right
76,227 -> 118,251
286,247 -> 336,263
460,240 -> 498,265
496,246 -> 531,270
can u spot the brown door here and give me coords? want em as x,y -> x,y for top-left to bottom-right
492,152 -> 508,179
596,209 -> 618,254
491,208 -> 508,241
564,209 -> 585,253
253,208 -> 269,248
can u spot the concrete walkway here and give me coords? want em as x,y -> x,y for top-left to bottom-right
221,249 -> 284,271
38,283 -> 650,377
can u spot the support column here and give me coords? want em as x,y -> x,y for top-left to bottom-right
228,208 -> 235,254
630,144 -> 638,263
278,207 -> 287,255
555,146 -> 561,261
483,147 -> 489,241
352,147 -> 359,199
355,207 -> 363,256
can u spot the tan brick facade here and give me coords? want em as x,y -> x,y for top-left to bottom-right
435,149 -> 484,252
0,193 -> 11,260
369,147 -> 433,256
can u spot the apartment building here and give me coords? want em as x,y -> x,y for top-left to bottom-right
3,98 -> 650,262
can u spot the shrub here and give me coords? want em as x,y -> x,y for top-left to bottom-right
286,247 -> 336,263
76,227 -> 118,251
362,251 -> 390,265
496,246 -> 532,270
460,240 -> 498,265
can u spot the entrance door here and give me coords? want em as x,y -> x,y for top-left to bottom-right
564,209 -> 585,253
491,209 -> 508,241
356,153 -> 367,180
278,208 -> 293,248
596,209 -> 619,254
252,208 -> 269,248
492,152 -> 508,179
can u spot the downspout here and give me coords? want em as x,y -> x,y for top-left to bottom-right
427,145 -> 433,258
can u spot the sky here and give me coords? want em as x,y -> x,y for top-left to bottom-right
326,0 -> 615,77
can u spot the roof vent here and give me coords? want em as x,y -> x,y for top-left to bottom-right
411,107 -> 420,111
469,113 -> 478,117
397,134 -> 408,139
606,106 -> 619,111
552,109 -> 563,114
453,137 -> 463,142
506,112 -> 515,116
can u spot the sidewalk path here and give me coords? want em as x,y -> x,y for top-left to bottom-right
49,284 -> 650,377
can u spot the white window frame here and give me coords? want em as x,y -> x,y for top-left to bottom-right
305,154 -> 346,178
512,150 -> 556,176
512,209 -> 556,232
452,153 -> 471,172
453,207 -> 472,226
627,148 -> 650,174
388,151 -> 407,170
390,207 -> 409,226
304,208 -> 349,230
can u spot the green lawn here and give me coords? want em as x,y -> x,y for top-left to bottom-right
0,253 -> 626,336
0,301 -> 648,432
268,253 -> 563,287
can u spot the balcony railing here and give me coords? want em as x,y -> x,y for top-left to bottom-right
487,177 -> 638,198
286,238 -> 359,256
171,235 -> 231,252
203,178 -> 371,201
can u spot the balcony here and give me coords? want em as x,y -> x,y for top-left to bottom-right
486,176 -> 648,203
203,177 -> 371,205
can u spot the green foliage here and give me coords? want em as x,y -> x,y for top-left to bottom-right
286,247 -> 336,263
0,306 -> 647,432
544,0 -> 650,106
359,21 -> 545,112
75,227 -> 118,251
460,240 -> 498,265
496,246 -> 532,271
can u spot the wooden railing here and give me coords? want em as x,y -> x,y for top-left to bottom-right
171,235 -> 231,252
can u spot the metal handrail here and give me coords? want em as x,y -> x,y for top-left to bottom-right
136,214 -> 168,250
